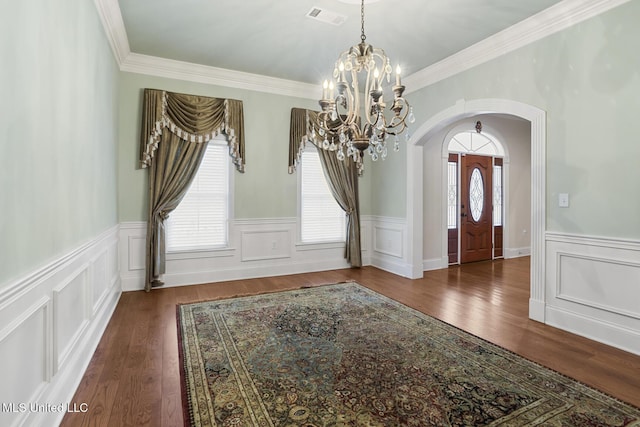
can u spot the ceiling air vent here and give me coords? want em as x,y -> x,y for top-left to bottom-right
305,7 -> 347,26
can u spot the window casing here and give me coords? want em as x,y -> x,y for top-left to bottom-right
166,139 -> 231,251
299,146 -> 346,244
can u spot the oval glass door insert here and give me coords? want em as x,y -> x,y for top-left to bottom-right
469,168 -> 484,221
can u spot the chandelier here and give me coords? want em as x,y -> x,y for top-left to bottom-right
313,0 -> 414,173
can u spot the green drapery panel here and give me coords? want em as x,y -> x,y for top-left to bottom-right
140,89 -> 245,292
288,108 -> 362,267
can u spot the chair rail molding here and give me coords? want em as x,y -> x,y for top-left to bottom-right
0,225 -> 121,427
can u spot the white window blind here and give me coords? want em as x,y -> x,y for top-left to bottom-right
166,143 -> 229,251
300,149 -> 345,243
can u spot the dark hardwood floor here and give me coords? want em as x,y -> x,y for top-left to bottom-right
61,257 -> 640,426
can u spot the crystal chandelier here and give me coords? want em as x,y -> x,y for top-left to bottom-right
313,0 -> 414,173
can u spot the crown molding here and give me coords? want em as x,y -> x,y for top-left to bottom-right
93,0 -> 630,99
120,53 -> 320,100
93,0 -> 130,65
404,0 -> 631,93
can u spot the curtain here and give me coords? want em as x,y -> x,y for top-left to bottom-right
288,108 -> 311,174
288,108 -> 362,267
317,147 -> 362,267
140,89 -> 245,291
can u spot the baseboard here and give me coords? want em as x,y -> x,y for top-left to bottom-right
119,220 -> 357,292
423,257 -> 448,271
546,305 -> 640,356
528,298 -> 546,323
0,226 -> 121,427
504,247 -> 531,259
121,258 -> 351,292
370,254 -> 414,278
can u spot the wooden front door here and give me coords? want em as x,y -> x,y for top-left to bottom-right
460,154 -> 492,263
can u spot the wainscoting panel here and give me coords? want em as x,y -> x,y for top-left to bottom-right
545,232 -> 640,355
127,235 -> 146,271
91,251 -> 107,313
91,244 -> 118,316
53,266 -> 90,373
557,253 -> 640,319
369,216 -> 412,277
119,216 -> 408,291
373,226 -> 403,258
120,219 -> 353,290
0,297 -> 50,427
241,229 -> 291,261
0,225 -> 121,427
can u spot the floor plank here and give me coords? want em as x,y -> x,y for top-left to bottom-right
61,258 -> 640,426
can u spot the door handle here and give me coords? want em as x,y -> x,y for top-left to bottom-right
461,213 -> 467,217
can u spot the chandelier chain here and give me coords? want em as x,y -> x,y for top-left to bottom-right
360,0 -> 366,42
314,0 -> 413,174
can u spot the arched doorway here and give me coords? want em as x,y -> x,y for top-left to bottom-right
405,98 -> 546,322
445,125 -> 508,265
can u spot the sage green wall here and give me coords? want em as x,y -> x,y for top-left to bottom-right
0,0 -> 119,289
117,72 -> 373,222
372,1 -> 640,239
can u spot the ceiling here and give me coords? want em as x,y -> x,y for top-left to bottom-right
117,0 -> 565,86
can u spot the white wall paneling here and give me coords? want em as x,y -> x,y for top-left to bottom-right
119,216 -> 409,291
121,219 -> 345,290
368,216 -> 413,278
545,232 -> 640,355
0,297 -> 51,427
373,225 -> 404,258
127,235 -> 146,271
241,229 -> 291,262
52,265 -> 90,374
0,226 -> 121,427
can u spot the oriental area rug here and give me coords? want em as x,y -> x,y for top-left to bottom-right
176,282 -> 640,426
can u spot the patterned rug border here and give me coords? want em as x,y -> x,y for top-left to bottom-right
176,281 -> 639,426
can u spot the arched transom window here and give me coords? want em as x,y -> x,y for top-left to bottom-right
448,131 -> 505,157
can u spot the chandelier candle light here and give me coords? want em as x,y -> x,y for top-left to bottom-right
314,0 -> 414,173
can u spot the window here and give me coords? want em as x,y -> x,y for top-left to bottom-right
166,140 -> 230,251
447,129 -> 506,228
448,131 -> 505,157
493,163 -> 503,226
447,160 -> 458,229
469,168 -> 484,222
300,147 -> 345,243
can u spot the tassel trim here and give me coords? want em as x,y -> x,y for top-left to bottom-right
140,93 -> 244,172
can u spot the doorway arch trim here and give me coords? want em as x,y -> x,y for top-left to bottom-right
444,124 -> 510,266
405,98 -> 546,322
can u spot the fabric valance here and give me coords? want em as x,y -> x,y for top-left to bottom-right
288,107 -> 358,174
288,107 -> 316,174
139,89 -> 245,172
